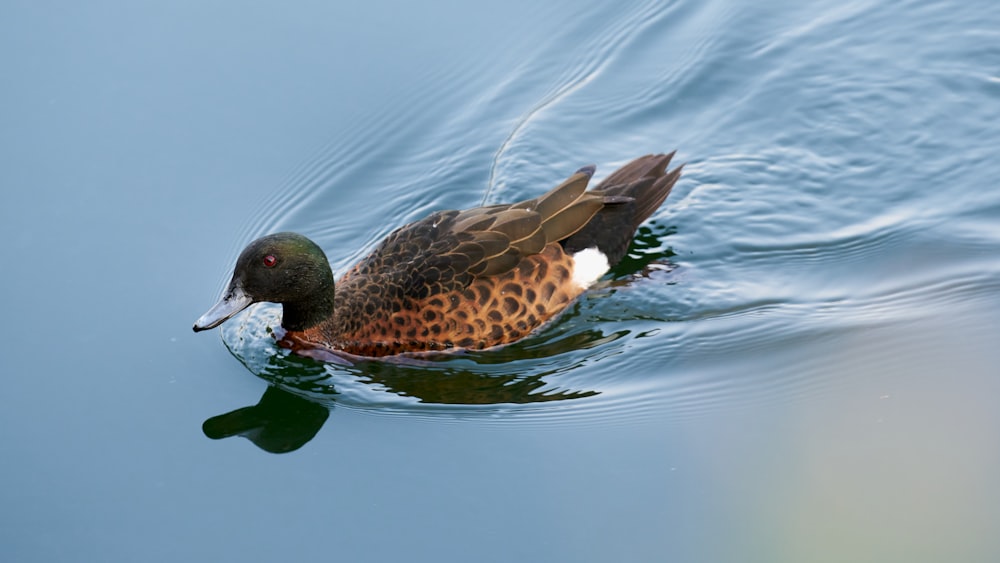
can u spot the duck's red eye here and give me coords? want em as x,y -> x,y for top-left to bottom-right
262,254 -> 277,268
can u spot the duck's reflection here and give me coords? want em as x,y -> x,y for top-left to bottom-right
204,329 -> 619,453
203,385 -> 329,454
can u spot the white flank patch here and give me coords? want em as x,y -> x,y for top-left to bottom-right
570,247 -> 610,289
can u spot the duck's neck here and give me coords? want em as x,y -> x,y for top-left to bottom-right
281,285 -> 335,332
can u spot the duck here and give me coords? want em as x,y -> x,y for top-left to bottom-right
194,152 -> 682,357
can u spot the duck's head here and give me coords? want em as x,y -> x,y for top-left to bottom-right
193,232 -> 335,333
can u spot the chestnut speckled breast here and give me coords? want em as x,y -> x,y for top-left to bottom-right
194,153 -> 683,357
302,243 -> 582,356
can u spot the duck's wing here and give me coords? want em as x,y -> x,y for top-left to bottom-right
345,167 -> 605,301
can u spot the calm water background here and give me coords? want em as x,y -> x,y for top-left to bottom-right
3,0 -> 1000,561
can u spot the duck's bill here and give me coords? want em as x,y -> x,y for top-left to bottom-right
193,286 -> 253,332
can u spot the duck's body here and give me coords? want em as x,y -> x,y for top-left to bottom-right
194,153 -> 682,357
308,238 -> 582,356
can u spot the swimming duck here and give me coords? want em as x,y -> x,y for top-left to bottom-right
194,153 -> 682,357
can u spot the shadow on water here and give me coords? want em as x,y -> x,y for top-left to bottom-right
209,224 -> 677,453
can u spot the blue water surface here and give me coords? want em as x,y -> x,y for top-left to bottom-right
2,0 -> 999,561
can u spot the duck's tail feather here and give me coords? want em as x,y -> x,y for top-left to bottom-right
563,152 -> 682,267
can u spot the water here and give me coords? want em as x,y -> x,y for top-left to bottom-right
3,0 -> 999,561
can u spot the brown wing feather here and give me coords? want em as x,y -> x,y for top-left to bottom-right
339,165 -> 618,317
526,171 -> 592,217
540,198 -> 605,242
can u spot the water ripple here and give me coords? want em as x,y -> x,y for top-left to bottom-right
212,0 -> 1000,431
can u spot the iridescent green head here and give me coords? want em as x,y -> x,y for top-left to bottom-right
193,232 -> 335,332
